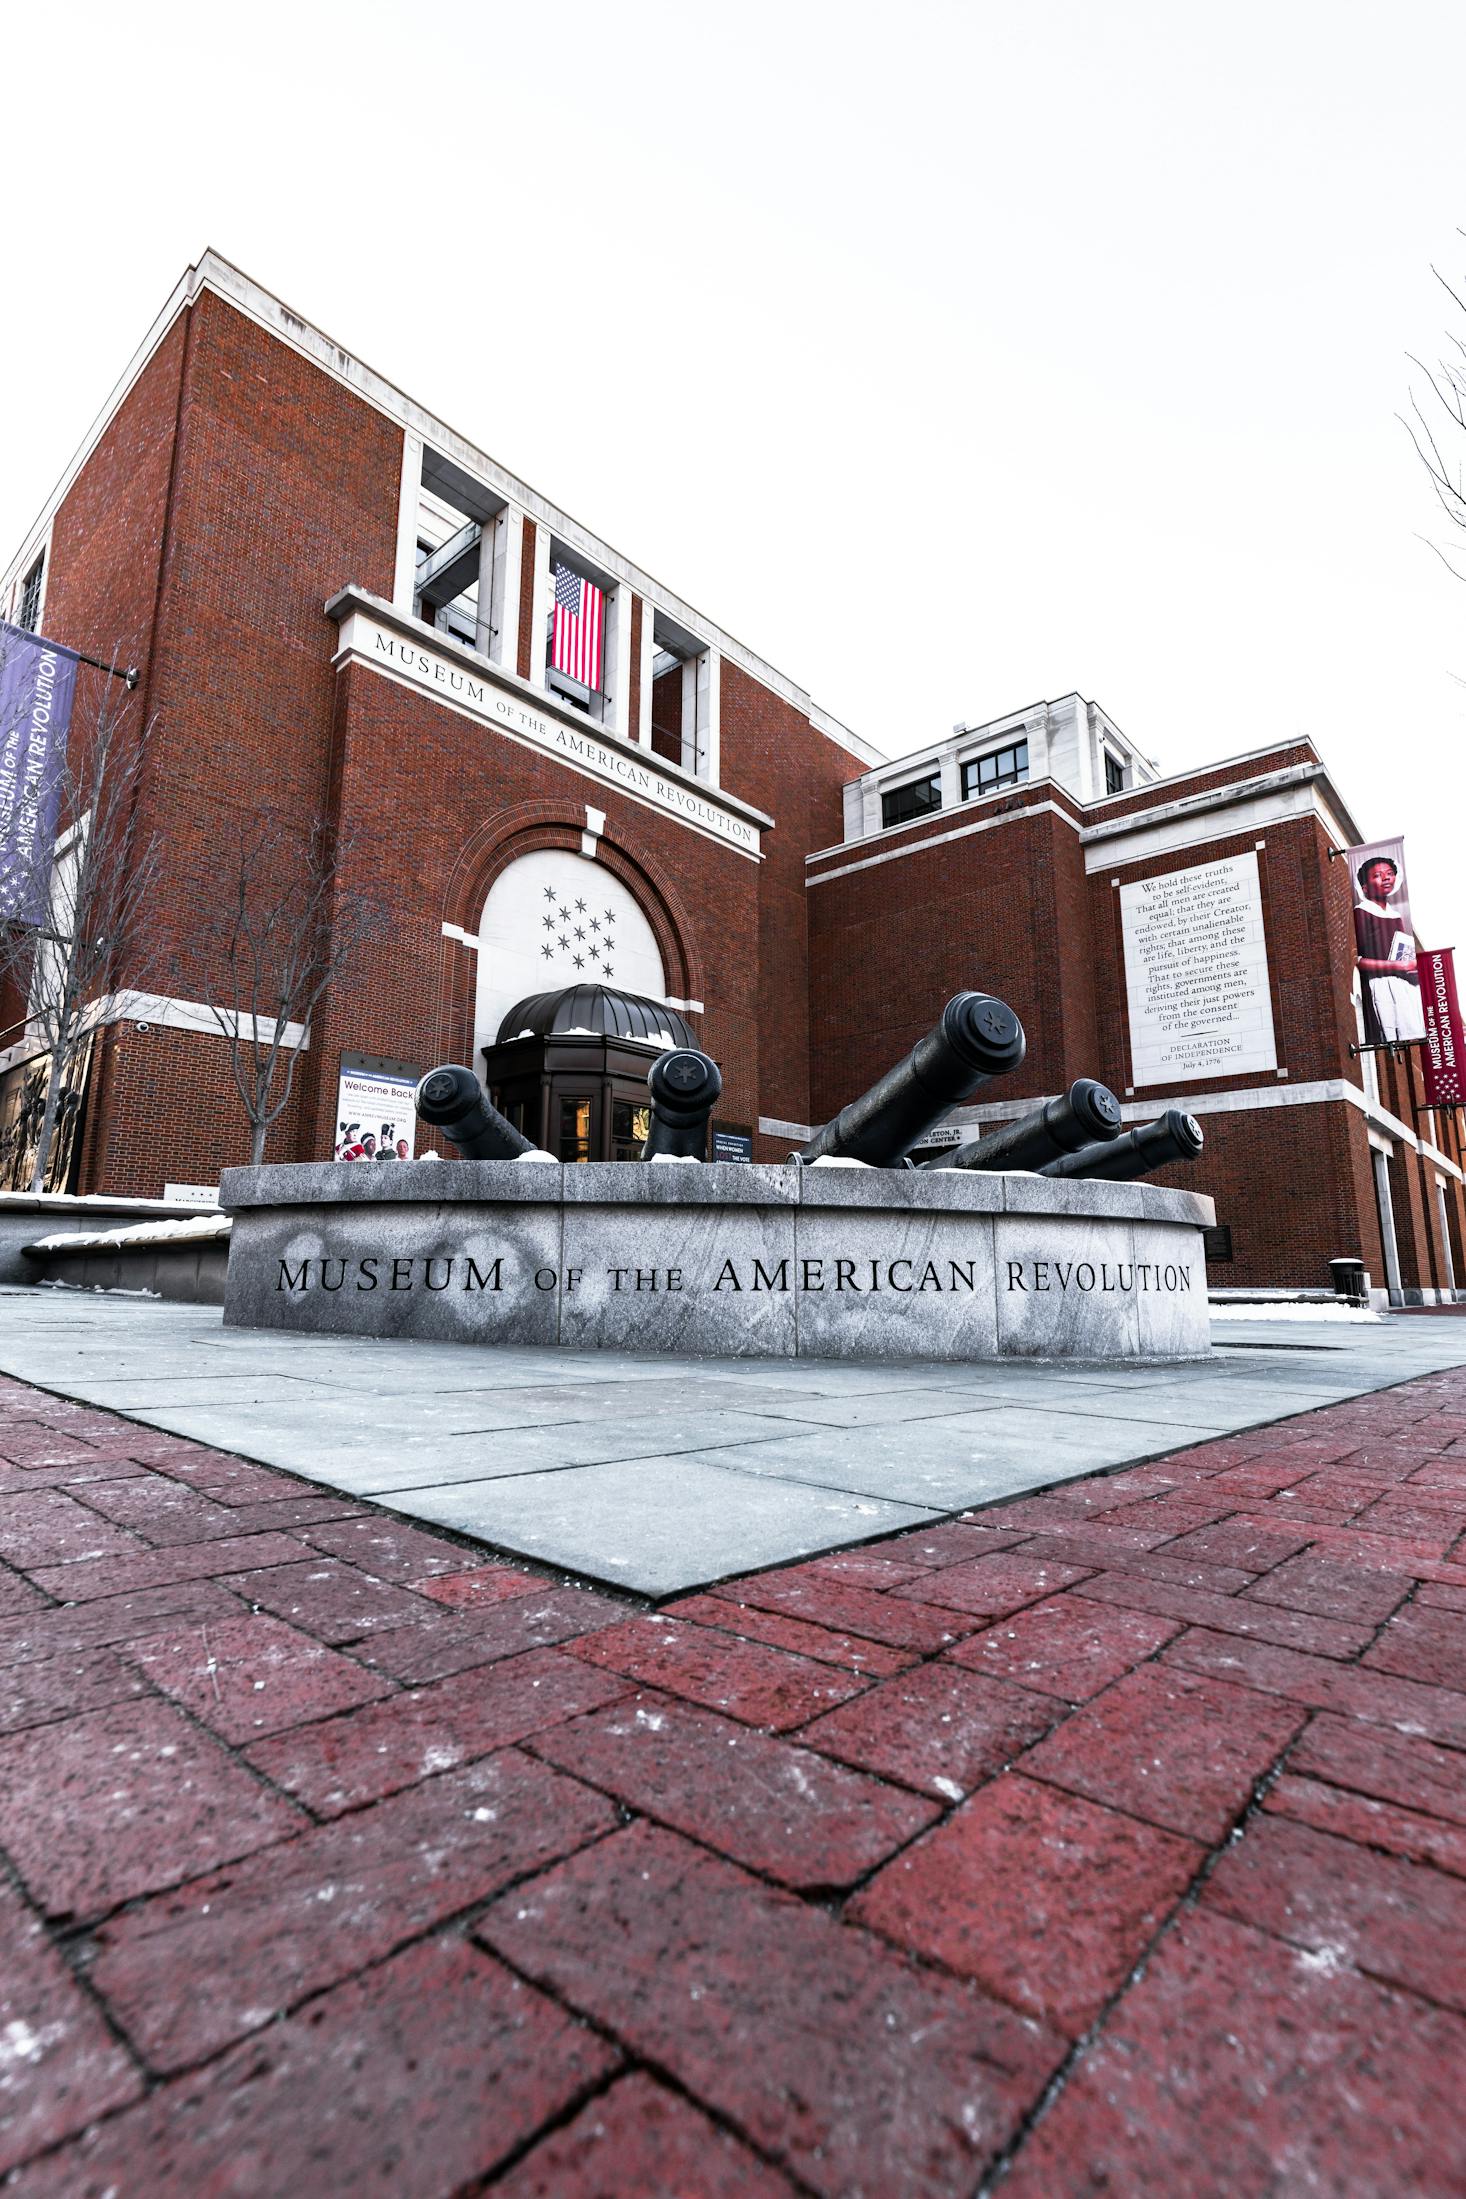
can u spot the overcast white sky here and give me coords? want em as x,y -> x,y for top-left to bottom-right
5,1 -> 1466,932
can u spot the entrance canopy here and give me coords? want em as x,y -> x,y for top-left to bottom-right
485,982 -> 702,1162
496,984 -> 697,1049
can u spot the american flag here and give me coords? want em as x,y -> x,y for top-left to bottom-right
552,563 -> 604,692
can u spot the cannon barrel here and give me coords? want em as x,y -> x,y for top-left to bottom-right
415,1064 -> 534,1159
796,992 -> 1026,1167
927,1078 -> 1123,1173
1041,1108 -> 1203,1183
642,1048 -> 722,1160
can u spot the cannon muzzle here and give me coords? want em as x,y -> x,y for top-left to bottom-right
1041,1107 -> 1203,1183
642,1048 -> 722,1160
415,1065 -> 534,1159
929,1078 -> 1122,1173
797,992 -> 1025,1167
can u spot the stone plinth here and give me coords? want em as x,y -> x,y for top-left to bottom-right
219,1163 -> 1214,1363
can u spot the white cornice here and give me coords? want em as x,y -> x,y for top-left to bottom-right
806,796 -> 1083,883
806,761 -> 1359,884
1081,762 -> 1358,869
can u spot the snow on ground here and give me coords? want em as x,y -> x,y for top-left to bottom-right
28,1215 -> 232,1253
1209,1298 -> 1382,1324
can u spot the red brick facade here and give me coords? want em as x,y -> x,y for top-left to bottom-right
4,261 -> 1462,1303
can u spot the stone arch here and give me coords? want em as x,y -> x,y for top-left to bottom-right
435,801 -> 702,1064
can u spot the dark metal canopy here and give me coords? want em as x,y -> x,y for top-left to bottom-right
495,984 -> 696,1049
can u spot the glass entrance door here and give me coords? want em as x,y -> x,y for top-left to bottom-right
556,1093 -> 596,1163
611,1097 -> 650,1161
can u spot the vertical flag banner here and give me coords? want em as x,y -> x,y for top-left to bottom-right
551,563 -> 604,692
1345,835 -> 1426,1047
1420,948 -> 1466,1106
0,622 -> 78,925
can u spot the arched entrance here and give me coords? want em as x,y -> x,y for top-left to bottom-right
473,847 -> 668,1074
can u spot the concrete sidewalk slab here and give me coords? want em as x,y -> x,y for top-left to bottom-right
3,1289 -> 1466,1593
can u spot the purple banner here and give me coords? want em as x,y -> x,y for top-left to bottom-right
1421,948 -> 1466,1107
0,621 -> 77,925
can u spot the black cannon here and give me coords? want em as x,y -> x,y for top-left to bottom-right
642,1048 -> 723,1160
926,1078 -> 1123,1174
1041,1107 -> 1203,1183
796,992 -> 1026,1167
415,1064 -> 534,1159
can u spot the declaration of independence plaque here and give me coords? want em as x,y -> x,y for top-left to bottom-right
1120,852 -> 1278,1086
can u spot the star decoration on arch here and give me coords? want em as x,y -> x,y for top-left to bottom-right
531,881 -> 616,983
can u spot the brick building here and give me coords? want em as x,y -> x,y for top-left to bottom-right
3,251 -> 1462,1304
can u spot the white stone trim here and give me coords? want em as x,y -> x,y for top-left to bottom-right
393,433 -> 423,612
759,1116 -> 814,1141
938,1077 -> 1464,1184
805,799 -> 1081,885
0,991 -> 309,1077
1080,766 -> 1357,873
529,523 -> 553,692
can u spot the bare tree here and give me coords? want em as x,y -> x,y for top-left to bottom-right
0,633 -> 158,1193
188,814 -> 388,1165
1402,236 -> 1466,585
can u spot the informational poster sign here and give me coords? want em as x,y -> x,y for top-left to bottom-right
1344,836 -> 1426,1048
1120,853 -> 1278,1086
334,1054 -> 420,1162
1420,948 -> 1465,1106
711,1123 -> 753,1163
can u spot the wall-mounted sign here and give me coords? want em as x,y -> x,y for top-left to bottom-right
333,604 -> 766,860
335,1053 -> 420,1162
1344,835 -> 1426,1048
1120,852 -> 1278,1086
1420,948 -> 1465,1106
711,1123 -> 753,1163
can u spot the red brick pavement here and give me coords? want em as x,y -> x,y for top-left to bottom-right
2,1370 -> 1466,2195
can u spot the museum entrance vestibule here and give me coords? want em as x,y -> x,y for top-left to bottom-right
482,983 -> 701,1162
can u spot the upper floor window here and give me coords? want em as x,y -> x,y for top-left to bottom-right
1104,750 -> 1125,795
416,537 -> 478,651
881,771 -> 941,829
545,554 -> 614,724
17,555 -> 44,633
648,611 -> 713,779
961,737 -> 1028,800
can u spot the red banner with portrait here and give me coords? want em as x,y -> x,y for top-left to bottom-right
1420,947 -> 1466,1107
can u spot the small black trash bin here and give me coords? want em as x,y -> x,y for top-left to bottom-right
1329,1257 -> 1368,1307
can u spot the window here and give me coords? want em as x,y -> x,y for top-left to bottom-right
881,772 -> 942,829
1104,750 -> 1125,795
961,738 -> 1028,800
414,516 -> 483,652
647,610 -> 714,780
558,1096 -> 594,1164
611,1098 -> 650,1162
546,556 -> 610,719
17,556 -> 43,633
